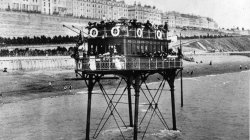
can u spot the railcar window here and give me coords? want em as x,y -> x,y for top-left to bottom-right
164,42 -> 168,53
143,30 -> 148,38
151,44 -> 154,53
150,31 -> 155,39
89,45 -> 94,55
104,44 -> 109,53
141,41 -> 145,54
152,41 -> 156,53
110,45 -> 114,55
129,29 -> 136,37
136,46 -> 140,54
162,32 -> 166,39
99,45 -> 105,54
136,40 -> 141,54
161,42 -> 165,52
127,40 -> 132,55
147,41 -> 151,53
145,45 -> 148,53
157,42 -> 160,52
114,45 -> 118,54
115,44 -> 122,55
132,40 -> 136,55
154,41 -> 158,52
147,31 -> 150,39
94,44 -> 98,55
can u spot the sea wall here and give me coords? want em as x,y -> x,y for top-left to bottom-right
0,11 -> 98,38
0,56 -> 75,71
229,51 -> 250,57
3,43 -> 75,50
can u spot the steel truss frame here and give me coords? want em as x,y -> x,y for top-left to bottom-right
78,68 -> 182,140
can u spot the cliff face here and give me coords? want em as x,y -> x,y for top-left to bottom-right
1,11 -> 250,52
0,11 -> 97,38
183,37 -> 250,52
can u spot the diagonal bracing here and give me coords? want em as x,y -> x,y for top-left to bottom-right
93,78 -> 128,139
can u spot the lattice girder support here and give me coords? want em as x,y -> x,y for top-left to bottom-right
126,76 -> 134,127
85,74 -> 96,140
92,77 -> 128,139
132,73 -> 141,140
138,75 -> 170,136
83,69 -> 180,140
161,69 -> 178,130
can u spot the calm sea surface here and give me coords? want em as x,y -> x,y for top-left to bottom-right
0,71 -> 249,140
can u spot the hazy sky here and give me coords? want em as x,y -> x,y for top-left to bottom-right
125,0 -> 250,29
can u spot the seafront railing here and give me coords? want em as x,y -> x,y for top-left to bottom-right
77,56 -> 182,71
185,51 -> 250,57
0,56 -> 74,71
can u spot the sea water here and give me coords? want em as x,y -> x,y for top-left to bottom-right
0,71 -> 249,140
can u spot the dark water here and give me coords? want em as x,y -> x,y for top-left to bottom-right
176,71 -> 249,140
0,71 -> 249,140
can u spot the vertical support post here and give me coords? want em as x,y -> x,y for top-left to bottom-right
86,75 -> 94,140
134,74 -> 140,140
181,69 -> 183,107
180,31 -> 184,108
156,58 -> 157,69
127,77 -> 133,127
127,27 -> 129,37
125,57 -> 127,69
170,84 -> 177,130
149,59 -> 150,69
135,28 -> 136,38
165,70 -> 177,131
139,58 -> 140,70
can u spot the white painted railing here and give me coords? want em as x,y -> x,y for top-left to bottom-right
78,56 -> 182,71
0,56 -> 74,71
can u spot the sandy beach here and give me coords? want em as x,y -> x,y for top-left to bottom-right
1,54 -> 249,104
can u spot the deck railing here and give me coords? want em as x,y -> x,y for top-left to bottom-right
90,28 -> 167,40
77,56 -> 182,71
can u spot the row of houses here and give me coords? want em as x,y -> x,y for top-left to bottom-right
0,0 -> 218,30
162,11 -> 218,30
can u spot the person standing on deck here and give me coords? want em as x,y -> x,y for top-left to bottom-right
71,32 -> 84,74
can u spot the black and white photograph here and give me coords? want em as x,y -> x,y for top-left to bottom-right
0,0 -> 249,139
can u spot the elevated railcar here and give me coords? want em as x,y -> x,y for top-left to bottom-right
75,20 -> 182,72
68,19 -> 184,140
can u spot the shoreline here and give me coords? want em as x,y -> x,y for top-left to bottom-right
0,55 -> 250,104
1,62 -> 248,140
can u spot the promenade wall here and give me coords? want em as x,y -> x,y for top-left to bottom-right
0,51 -> 249,72
0,11 -> 98,38
0,56 -> 74,71
0,11 -> 230,38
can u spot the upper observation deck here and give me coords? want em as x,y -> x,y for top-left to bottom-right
72,19 -> 182,73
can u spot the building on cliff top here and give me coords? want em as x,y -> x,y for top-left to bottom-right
0,0 -> 41,12
162,11 -> 218,30
128,1 -> 162,24
0,0 -> 219,31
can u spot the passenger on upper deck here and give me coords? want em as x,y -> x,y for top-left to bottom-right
71,32 -> 84,73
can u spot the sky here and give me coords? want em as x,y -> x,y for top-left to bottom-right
125,0 -> 250,30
